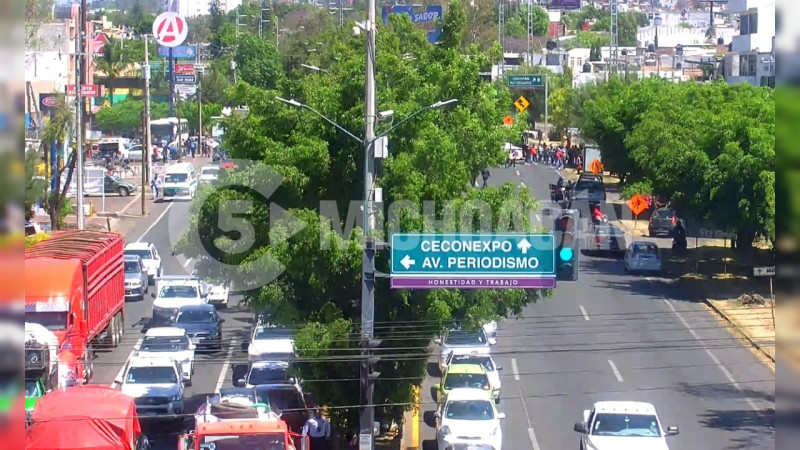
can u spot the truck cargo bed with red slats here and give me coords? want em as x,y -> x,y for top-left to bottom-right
26,230 -> 125,342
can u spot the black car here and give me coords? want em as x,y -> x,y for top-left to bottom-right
571,173 -> 606,204
253,384 -> 309,435
648,208 -> 678,237
586,223 -> 627,256
173,304 -> 223,350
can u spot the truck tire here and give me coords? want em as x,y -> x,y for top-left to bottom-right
110,315 -> 119,348
116,313 -> 124,344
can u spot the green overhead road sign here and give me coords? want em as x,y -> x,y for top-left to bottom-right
508,74 -> 544,88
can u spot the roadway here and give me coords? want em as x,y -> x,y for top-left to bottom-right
418,162 -> 775,450
87,159 -> 254,450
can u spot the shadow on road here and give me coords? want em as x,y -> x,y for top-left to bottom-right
426,362 -> 441,377
675,381 -> 775,404
697,408 -> 775,450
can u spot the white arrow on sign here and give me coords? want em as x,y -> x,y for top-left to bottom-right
753,266 -> 775,277
517,238 -> 532,254
400,255 -> 416,270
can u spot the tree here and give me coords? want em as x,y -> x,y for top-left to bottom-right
25,148 -> 48,221
199,64 -> 231,105
209,0 -> 226,35
233,33 -> 284,90
95,40 -> 142,106
176,8 -> 543,431
25,0 -> 54,49
39,95 -> 78,230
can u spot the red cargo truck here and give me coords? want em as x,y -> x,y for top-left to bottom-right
27,385 -> 149,450
25,230 -> 126,384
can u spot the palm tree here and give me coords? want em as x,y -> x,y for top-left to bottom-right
95,39 -> 139,106
39,95 -> 77,229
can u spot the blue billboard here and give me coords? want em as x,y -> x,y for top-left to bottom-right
549,0 -> 582,10
382,4 -> 443,44
158,45 -> 197,59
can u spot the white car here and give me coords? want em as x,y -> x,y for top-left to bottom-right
574,401 -> 679,450
434,328 -> 495,374
151,277 -> 209,326
115,356 -> 186,419
483,320 -> 498,339
445,352 -> 502,401
247,322 -> 295,363
124,242 -> 163,282
136,327 -> 196,385
623,241 -> 663,274
199,165 -> 221,184
435,388 -> 505,450
206,283 -> 230,309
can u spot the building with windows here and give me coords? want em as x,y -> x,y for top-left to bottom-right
724,0 -> 775,87
176,0 -> 243,18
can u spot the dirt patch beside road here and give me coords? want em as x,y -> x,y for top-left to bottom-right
707,296 -> 775,369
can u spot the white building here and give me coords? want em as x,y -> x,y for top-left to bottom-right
638,25 -> 736,48
177,0 -> 242,18
724,0 -> 775,86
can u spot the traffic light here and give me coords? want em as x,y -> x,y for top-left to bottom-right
555,211 -> 580,281
360,338 -> 382,413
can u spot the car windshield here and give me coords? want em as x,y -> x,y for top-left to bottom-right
24,379 -> 41,397
201,168 -> 219,175
444,330 -> 486,346
176,310 -> 216,323
255,327 -> 293,340
451,356 -> 495,371
591,413 -> 662,437
165,173 -> 188,183
124,261 -> 141,272
445,400 -> 495,420
200,433 -> 286,450
256,388 -> 304,412
248,366 -> 289,385
125,366 -> 178,384
98,143 -> 120,154
443,373 -> 489,390
160,286 -> 198,298
141,336 -> 190,352
125,249 -> 152,260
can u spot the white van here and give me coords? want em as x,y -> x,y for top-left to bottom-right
162,162 -> 198,200
96,137 -> 131,161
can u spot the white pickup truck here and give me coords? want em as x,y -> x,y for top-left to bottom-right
151,276 -> 209,326
124,242 -> 163,282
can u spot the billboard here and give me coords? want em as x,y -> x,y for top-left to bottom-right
549,0 -> 582,10
158,44 -> 197,59
382,4 -> 443,44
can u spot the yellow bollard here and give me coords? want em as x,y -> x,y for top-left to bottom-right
411,385 -> 420,448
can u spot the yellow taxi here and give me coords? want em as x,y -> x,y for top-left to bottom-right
436,363 -> 494,403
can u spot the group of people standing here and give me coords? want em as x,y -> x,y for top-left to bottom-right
507,142 -> 584,171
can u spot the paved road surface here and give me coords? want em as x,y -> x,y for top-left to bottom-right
419,163 -> 775,450
85,160 -> 254,450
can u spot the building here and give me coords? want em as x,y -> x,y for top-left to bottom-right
724,0 -> 775,86
177,0 -> 243,18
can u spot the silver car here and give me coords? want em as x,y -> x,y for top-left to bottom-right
124,255 -> 149,299
623,241 -> 662,274
434,328 -> 495,374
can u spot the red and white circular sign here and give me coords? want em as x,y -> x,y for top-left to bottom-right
41,96 -> 57,107
152,12 -> 188,48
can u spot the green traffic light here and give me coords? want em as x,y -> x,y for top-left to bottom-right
559,247 -> 574,261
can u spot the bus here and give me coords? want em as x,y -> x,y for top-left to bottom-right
150,117 -> 189,145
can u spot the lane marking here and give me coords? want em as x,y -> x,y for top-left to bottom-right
136,202 -> 174,242
554,169 -> 566,180
527,427 -> 541,450
214,338 -> 237,394
580,305 -> 590,321
516,170 -> 520,176
183,257 -> 194,268
608,359 -> 624,382
110,337 -> 143,388
511,358 -> 520,381
120,192 -> 143,214
662,298 -> 761,412
519,181 -> 526,188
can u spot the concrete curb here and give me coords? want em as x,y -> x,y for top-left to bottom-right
704,299 -> 776,364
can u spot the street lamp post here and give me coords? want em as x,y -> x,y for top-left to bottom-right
300,63 -> 332,76
277,97 -> 455,448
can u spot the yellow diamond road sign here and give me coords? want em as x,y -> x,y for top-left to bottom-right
102,100 -> 111,108
514,96 -> 530,112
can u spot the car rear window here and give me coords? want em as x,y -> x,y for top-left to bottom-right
633,244 -> 658,255
653,209 -> 674,219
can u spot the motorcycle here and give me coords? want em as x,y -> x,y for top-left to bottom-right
549,184 -> 564,202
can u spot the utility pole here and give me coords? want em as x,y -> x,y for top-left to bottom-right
142,36 -> 152,216
76,0 -> 87,229
198,76 -> 203,157
526,1 -> 533,64
544,73 -> 549,139
498,0 -> 505,76
360,0 -> 378,447
175,90 -> 182,155
610,0 -> 619,75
